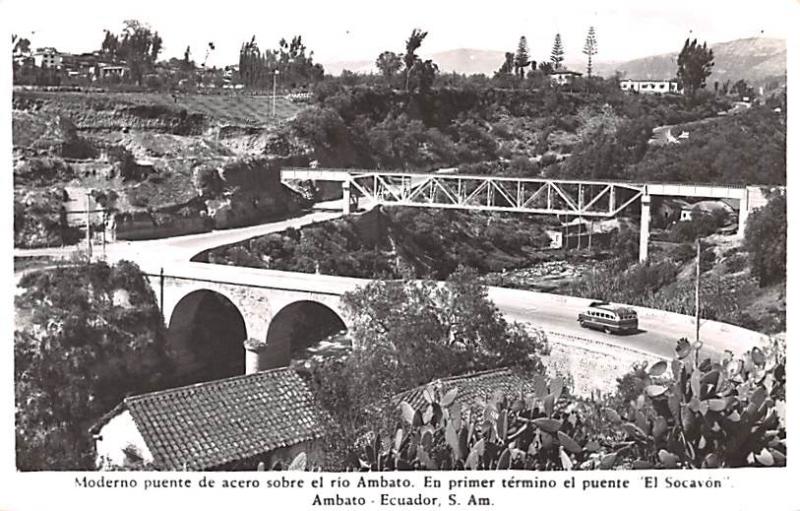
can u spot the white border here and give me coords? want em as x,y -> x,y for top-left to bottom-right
1,1 -> 798,510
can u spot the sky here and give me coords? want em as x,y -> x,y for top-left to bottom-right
3,0 -> 795,69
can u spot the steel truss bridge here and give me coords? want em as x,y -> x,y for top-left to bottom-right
348,173 -> 645,218
281,168 -> 775,262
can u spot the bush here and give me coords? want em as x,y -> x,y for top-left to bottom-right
744,193 -> 786,287
15,261 -> 172,469
668,209 -> 729,242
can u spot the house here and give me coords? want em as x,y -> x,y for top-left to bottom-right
396,367 -> 539,412
95,64 -> 129,81
549,69 -> 583,85
33,47 -> 62,68
90,368 -> 332,471
679,200 -> 736,224
620,79 -> 681,95
654,198 -> 692,226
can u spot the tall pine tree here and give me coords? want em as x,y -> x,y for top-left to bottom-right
514,36 -> 530,78
550,33 -> 564,70
583,27 -> 598,77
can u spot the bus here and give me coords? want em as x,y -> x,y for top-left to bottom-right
578,301 -> 638,334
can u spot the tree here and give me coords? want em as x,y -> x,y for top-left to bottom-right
404,28 -> 428,91
182,45 -> 194,71
12,34 -> 31,54
583,27 -> 598,77
496,52 -> 515,76
732,79 -> 754,100
550,33 -> 565,69
238,35 -> 323,90
308,268 -> 549,466
676,38 -> 714,100
375,51 -> 403,80
15,262 -> 172,469
408,59 -> 439,93
101,20 -> 163,85
744,192 -> 786,287
341,268 -> 547,395
514,36 -> 530,78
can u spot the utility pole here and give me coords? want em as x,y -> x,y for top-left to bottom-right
272,70 -> 279,117
159,267 -> 165,319
85,192 -> 92,260
695,238 -> 701,343
101,210 -> 107,259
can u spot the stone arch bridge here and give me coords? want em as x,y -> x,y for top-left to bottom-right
140,260 -> 367,381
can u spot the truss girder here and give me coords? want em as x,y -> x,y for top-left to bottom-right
350,173 -> 644,217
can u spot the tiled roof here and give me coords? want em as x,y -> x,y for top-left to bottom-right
120,368 -> 331,470
396,368 -> 537,411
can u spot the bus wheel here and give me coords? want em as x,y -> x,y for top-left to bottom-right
579,321 -> 586,328
603,327 -> 611,334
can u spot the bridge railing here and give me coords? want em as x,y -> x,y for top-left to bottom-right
282,166 -> 774,191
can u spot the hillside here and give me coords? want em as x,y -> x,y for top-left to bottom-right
609,37 -> 786,86
12,91 -> 308,247
322,37 -> 786,87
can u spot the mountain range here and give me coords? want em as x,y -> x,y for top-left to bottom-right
321,37 -> 786,86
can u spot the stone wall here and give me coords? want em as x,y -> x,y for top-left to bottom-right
115,211 -> 210,241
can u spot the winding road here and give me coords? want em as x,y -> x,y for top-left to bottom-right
15,208 -> 766,361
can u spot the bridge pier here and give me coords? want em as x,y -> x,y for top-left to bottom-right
244,338 -> 269,374
639,194 -> 651,263
737,190 -> 749,239
342,180 -> 352,215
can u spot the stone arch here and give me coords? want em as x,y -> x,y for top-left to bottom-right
167,289 -> 248,384
262,300 -> 348,369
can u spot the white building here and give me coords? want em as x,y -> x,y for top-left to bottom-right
95,64 -> 129,80
33,47 -> 62,69
91,368 -> 331,470
549,69 -> 583,85
620,79 -> 681,95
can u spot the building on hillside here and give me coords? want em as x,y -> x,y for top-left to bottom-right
33,47 -> 62,69
549,69 -> 583,85
653,198 -> 691,226
90,368 -> 332,471
95,64 -> 130,81
679,200 -> 736,224
620,79 -> 681,95
395,367 -> 539,412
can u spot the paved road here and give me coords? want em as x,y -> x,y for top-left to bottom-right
14,210 -> 343,265
488,288 -> 747,360
15,209 -> 763,361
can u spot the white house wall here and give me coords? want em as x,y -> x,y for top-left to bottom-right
95,410 -> 154,469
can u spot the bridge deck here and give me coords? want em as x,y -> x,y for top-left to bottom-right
282,168 -> 758,218
282,168 -> 750,200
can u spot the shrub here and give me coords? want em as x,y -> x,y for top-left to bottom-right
744,193 -> 786,287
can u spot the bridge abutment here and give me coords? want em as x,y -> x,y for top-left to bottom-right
639,194 -> 651,262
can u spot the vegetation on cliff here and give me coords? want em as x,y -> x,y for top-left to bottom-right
15,261 -> 172,470
205,207 -> 555,279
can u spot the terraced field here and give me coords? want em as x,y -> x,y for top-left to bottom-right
171,94 -> 307,125
15,90 -> 307,126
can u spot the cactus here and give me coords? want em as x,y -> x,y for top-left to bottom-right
610,337 -> 786,468
350,336 -> 785,471
354,377 -> 586,471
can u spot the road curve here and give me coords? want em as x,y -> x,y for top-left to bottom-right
15,210 -> 766,361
